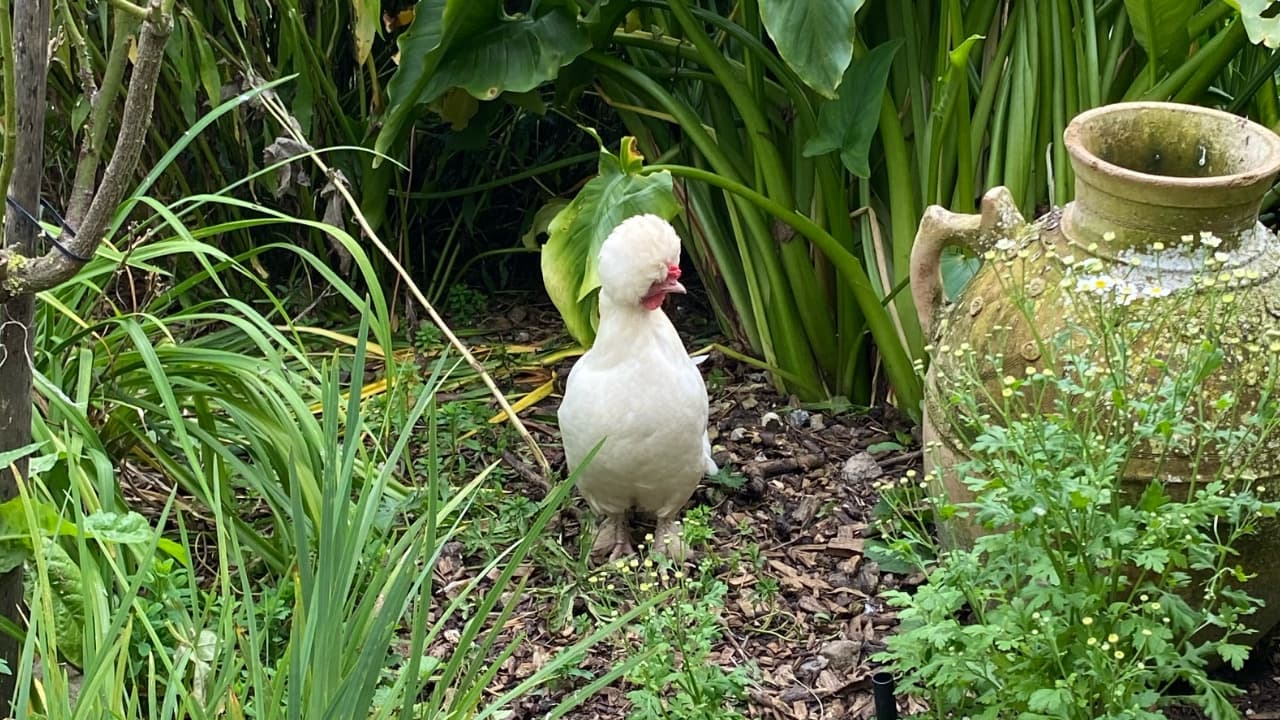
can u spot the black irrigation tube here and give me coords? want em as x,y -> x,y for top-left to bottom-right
873,671 -> 898,720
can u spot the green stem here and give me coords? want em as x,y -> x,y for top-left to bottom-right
986,54 -> 1014,191
611,32 -> 790,101
1080,0 -> 1101,106
664,0 -> 839,378
663,0 -> 789,206
108,0 -> 148,19
1188,1 -> 1233,38
1100,11 -> 1129,102
1172,18 -> 1247,104
1229,49 -> 1280,115
876,90 -> 926,361
968,8 -> 1018,162
587,51 -> 826,398
647,163 -> 923,416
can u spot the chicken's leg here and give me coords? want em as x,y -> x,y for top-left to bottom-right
653,516 -> 690,561
591,513 -> 634,562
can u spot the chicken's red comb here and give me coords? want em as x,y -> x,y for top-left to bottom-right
667,263 -> 682,280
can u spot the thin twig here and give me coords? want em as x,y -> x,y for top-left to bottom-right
66,11 -> 139,227
0,0 -> 17,229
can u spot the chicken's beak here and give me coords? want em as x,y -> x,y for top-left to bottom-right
648,277 -> 687,296
640,265 -> 686,309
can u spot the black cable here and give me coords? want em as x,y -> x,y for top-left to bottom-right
4,195 -> 94,262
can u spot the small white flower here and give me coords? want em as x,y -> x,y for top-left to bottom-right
1200,232 -> 1222,248
995,238 -> 1017,252
1145,285 -> 1170,298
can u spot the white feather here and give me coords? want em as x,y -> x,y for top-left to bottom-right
558,215 -> 716,518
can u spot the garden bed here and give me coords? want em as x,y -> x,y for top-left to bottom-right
112,296 -> 1280,718
456,299 -> 1280,718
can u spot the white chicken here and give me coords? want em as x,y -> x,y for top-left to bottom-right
558,214 -> 718,562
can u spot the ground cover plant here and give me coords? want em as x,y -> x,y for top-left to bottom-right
872,245 -> 1280,717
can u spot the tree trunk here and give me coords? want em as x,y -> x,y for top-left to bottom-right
0,0 -> 50,710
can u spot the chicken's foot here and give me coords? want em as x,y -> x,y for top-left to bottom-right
654,517 -> 691,562
591,513 -> 634,563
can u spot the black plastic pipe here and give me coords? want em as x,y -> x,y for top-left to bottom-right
872,671 -> 898,720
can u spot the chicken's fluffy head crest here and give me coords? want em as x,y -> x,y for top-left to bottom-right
597,214 -> 685,309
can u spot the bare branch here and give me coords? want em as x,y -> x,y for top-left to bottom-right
0,0 -> 172,301
66,16 -> 139,227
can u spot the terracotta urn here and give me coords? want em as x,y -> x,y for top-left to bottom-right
909,101 -> 1280,636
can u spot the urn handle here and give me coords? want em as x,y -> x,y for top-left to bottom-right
909,186 -> 1026,337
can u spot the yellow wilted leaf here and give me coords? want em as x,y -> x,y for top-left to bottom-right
487,378 -> 555,424
352,0 -> 379,63
439,88 -> 480,131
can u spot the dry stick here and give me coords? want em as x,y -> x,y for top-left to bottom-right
855,205 -> 910,354
254,93 -> 553,479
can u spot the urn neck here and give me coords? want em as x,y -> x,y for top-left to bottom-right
1062,102 -> 1280,254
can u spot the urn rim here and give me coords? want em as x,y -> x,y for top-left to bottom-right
1064,101 -> 1280,197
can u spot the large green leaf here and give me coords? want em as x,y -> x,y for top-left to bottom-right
375,1 -> 589,160
378,0 -> 493,158
1125,0 -> 1197,70
759,0 -> 866,98
1230,0 -> 1280,48
541,137 -> 679,346
803,39 -> 901,178
82,511 -> 153,544
425,8 -> 589,102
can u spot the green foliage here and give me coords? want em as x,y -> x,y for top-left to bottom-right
39,0 -> 378,256
378,0 -> 590,161
803,39 -> 902,179
577,3 -> 919,408
758,0 -> 867,97
585,553 -> 754,720
443,285 -> 489,326
873,254 -> 1280,719
1126,0 -> 1199,72
541,136 -> 679,346
626,572 -> 751,720
13,321 -> 656,719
